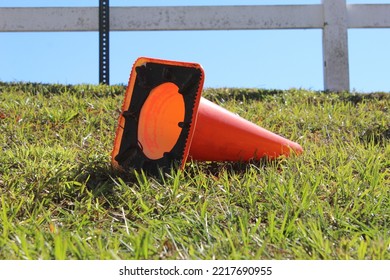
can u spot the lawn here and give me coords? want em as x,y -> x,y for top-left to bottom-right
0,82 -> 389,259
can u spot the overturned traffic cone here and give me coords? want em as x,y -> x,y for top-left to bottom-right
111,57 -> 303,173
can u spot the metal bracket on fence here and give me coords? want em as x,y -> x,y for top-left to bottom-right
99,0 -> 110,85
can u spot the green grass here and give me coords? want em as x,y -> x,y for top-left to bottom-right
0,82 -> 389,260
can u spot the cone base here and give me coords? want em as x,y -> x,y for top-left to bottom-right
111,57 -> 204,173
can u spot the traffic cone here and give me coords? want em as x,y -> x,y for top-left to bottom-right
111,57 -> 303,173
188,97 -> 303,162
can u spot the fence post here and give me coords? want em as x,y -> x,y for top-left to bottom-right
99,0 -> 110,85
322,0 -> 350,92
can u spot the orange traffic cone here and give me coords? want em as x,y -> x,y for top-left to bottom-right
111,57 -> 303,173
188,97 -> 303,162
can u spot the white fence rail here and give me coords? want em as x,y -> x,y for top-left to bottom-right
1,0 -> 390,91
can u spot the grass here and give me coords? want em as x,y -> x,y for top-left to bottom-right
0,82 -> 389,260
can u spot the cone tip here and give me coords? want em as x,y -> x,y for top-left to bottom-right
288,141 -> 304,156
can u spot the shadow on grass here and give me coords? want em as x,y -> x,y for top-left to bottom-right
203,88 -> 284,102
340,92 -> 389,104
81,157 -> 278,198
81,164 -> 136,196
359,126 -> 390,146
185,157 -> 284,178
0,82 -> 126,97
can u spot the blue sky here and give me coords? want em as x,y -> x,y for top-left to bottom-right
0,0 -> 389,92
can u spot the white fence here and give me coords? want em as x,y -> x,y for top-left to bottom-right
1,0 -> 390,91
